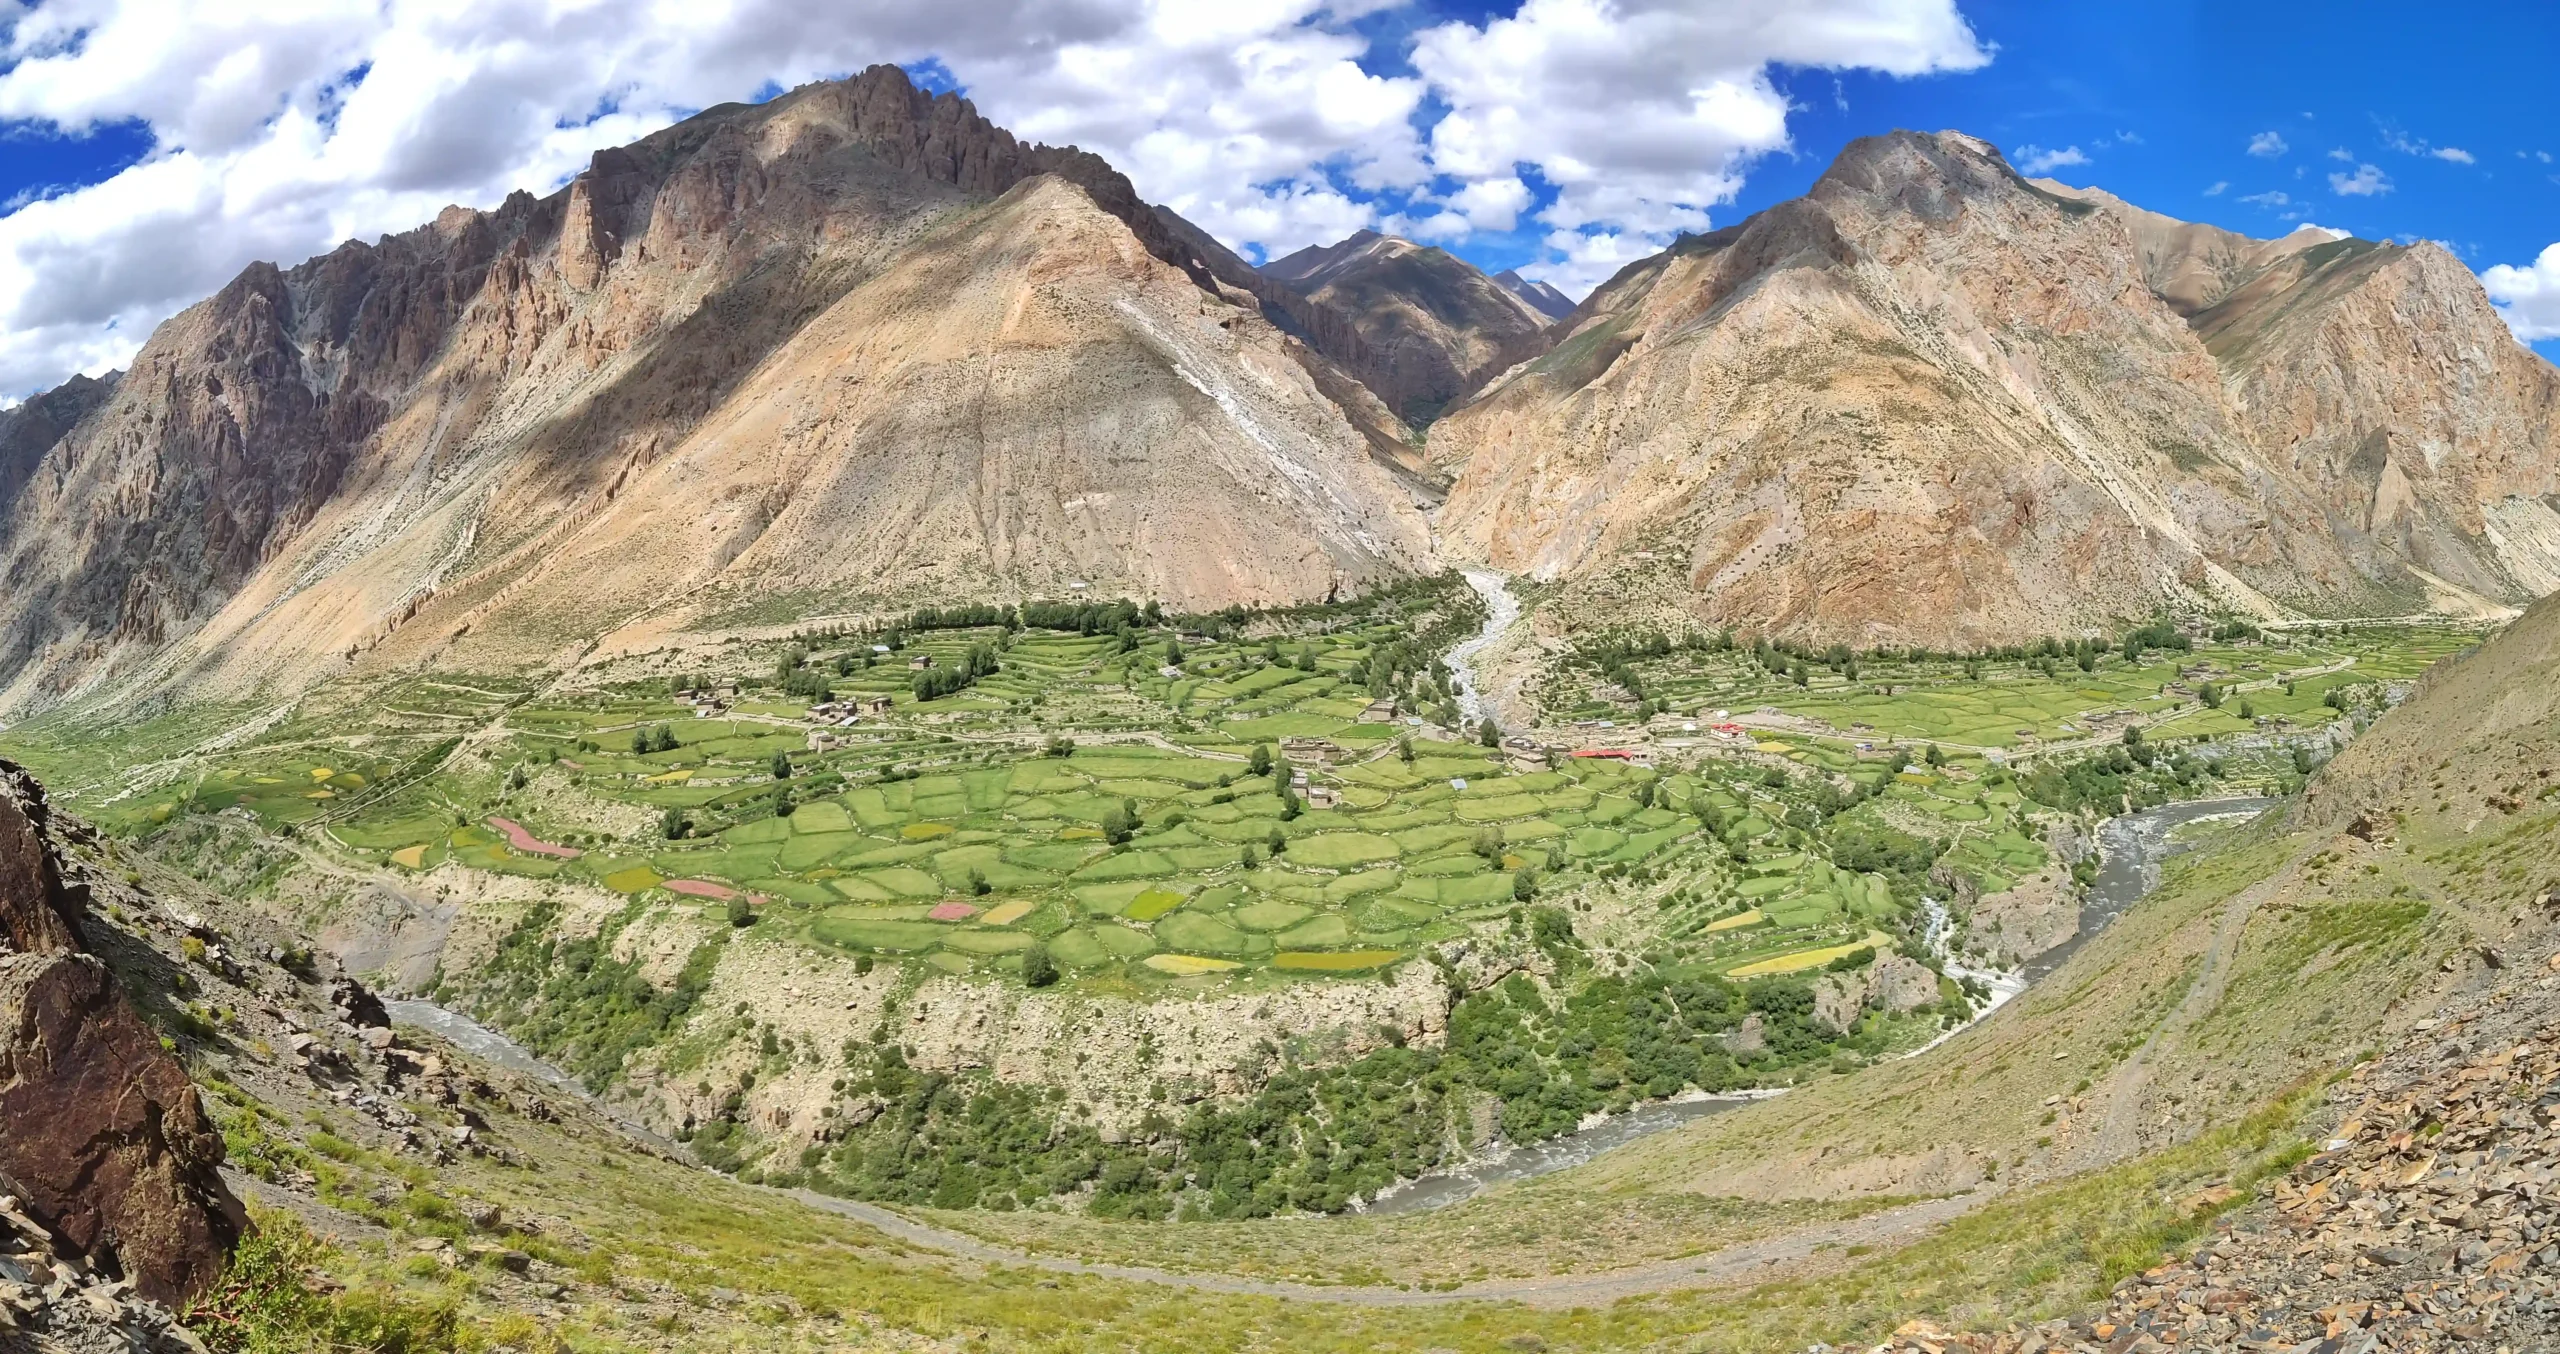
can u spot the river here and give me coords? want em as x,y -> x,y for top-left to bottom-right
1364,793 -> 2279,1214
1444,567 -> 1519,729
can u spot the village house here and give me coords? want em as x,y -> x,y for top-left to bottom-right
1304,784 -> 1341,810
1279,736 -> 1343,766
907,654 -> 935,671
1357,697 -> 1399,723
857,694 -> 895,715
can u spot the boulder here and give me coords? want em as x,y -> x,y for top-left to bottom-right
1868,954 -> 1942,1014
0,761 -> 244,1305
1811,973 -> 1865,1033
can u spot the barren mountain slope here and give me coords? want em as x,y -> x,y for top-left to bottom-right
1432,131 -> 2560,645
1493,269 -> 1576,322
1261,231 -> 1554,425
0,67 -> 1431,713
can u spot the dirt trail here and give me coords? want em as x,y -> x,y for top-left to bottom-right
2075,840 -> 2303,1169
787,1189 -> 1982,1308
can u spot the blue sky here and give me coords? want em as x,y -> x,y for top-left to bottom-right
0,0 -> 2552,396
1330,2 -> 2560,356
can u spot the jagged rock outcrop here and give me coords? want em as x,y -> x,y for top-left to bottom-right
1260,231 -> 1554,425
0,373 -> 116,532
0,763 -> 242,1306
1432,130 -> 2560,645
0,66 -> 1432,715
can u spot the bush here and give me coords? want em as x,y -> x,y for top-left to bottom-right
1021,942 -> 1058,988
727,896 -> 754,927
187,1216 -> 461,1354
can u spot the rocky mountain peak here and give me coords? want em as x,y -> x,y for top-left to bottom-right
1256,228 -> 1553,425
1492,269 -> 1575,322
1435,123 -> 2560,644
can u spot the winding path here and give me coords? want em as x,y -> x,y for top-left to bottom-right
786,1188 -> 1980,1308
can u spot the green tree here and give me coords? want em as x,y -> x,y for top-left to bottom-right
1266,827 -> 1287,856
771,750 -> 792,779
1477,717 -> 1499,747
661,807 -> 686,840
1247,743 -> 1273,776
967,868 -> 991,897
726,896 -> 754,927
1923,742 -> 1945,767
1102,803 -> 1137,845
2199,682 -> 2224,709
1021,941 -> 1059,989
1512,870 -> 1537,902
1279,791 -> 1303,821
1397,737 -> 1415,765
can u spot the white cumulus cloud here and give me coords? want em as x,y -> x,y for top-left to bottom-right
2482,243 -> 2560,341
2013,144 -> 2087,174
2329,163 -> 2392,197
2202,180 -> 2227,196
1410,0 -> 1988,296
0,0 -> 1992,395
2246,130 -> 2287,157
2432,146 -> 2475,164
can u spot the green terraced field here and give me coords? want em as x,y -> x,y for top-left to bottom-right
6,585 -> 2485,1001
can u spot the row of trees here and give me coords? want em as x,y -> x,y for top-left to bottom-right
912,642 -> 1001,700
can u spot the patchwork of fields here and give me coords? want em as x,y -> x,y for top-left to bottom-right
0,598 -> 2484,1005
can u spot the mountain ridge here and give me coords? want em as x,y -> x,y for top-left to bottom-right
1255,229 -> 1554,426
0,67 -> 1435,716
1431,129 -> 2560,646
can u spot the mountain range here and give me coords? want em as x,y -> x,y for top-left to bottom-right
1,73 -> 2555,715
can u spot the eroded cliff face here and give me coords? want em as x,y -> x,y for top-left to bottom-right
1431,131 -> 2560,645
0,65 -> 1432,714
0,762 -> 243,1305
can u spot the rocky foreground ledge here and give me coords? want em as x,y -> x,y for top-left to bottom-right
0,1192 -> 206,1352
1878,957 -> 2560,1354
0,760 -> 244,1307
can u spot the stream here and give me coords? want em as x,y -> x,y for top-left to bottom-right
1444,568 -> 1520,729
1364,794 -> 2280,1215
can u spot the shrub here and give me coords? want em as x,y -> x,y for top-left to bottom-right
1021,942 -> 1058,989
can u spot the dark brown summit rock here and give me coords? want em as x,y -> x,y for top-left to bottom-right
0,761 -> 243,1305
